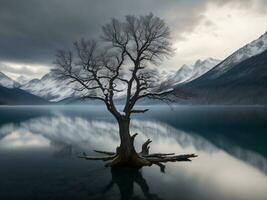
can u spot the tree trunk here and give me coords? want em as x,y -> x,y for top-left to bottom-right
78,115 -> 197,169
111,116 -> 150,168
118,117 -> 134,158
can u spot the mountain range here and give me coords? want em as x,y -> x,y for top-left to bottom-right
0,71 -> 19,88
20,73 -> 77,102
178,31 -> 267,104
0,31 -> 267,105
161,57 -> 221,88
7,57 -> 221,102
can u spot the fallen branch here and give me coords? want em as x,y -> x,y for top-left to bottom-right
131,109 -> 149,114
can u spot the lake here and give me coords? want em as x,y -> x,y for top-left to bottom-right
0,105 -> 267,200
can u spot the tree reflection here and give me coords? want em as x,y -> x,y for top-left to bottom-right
102,168 -> 164,200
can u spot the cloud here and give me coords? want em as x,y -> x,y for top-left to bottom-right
0,62 -> 49,79
0,0 -> 213,64
0,0 -> 266,78
162,0 -> 267,68
0,63 -> 35,75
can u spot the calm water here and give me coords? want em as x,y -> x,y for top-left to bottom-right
0,105 -> 267,200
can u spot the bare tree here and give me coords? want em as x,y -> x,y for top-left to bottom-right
54,13 -> 196,169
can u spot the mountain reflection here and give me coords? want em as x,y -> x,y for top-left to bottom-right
50,141 -> 72,158
0,115 -> 217,158
0,114 -> 267,174
0,112 -> 267,199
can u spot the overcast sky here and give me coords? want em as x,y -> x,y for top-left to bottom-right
0,0 -> 267,80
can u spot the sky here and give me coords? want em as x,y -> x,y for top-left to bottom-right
0,0 -> 267,80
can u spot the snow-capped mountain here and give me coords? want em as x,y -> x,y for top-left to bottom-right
21,72 -> 76,102
18,31 -> 267,104
178,31 -> 267,105
201,32 -> 267,80
16,75 -> 30,85
0,71 -> 19,88
19,58 -> 220,102
161,58 -> 220,87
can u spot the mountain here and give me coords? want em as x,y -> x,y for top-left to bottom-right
16,75 -> 30,85
0,85 -> 48,105
21,72 -> 76,102
162,58 -> 220,87
195,32 -> 267,82
0,71 -> 19,88
20,58 -> 219,102
17,31 -> 267,105
179,32 -> 267,105
0,71 -> 47,105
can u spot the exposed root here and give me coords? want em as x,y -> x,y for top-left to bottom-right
140,139 -> 152,156
94,150 -> 115,156
79,134 -> 197,171
153,162 -> 166,173
78,154 -> 116,161
142,153 -> 175,158
130,133 -> 138,142
146,154 -> 198,163
106,153 -> 151,168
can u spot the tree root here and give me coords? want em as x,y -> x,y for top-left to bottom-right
79,133 -> 197,171
78,152 -> 116,161
94,150 -> 115,156
140,139 -> 152,156
142,153 -> 175,158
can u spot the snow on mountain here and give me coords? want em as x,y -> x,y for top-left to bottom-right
21,72 -> 76,102
162,58 -> 221,87
179,48 -> 267,105
177,31 -> 267,105
16,75 -> 30,85
0,71 -> 19,88
20,58 -> 220,102
207,31 -> 267,78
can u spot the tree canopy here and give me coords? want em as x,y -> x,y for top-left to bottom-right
54,13 -> 178,118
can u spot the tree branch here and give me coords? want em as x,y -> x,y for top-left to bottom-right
131,109 -> 149,114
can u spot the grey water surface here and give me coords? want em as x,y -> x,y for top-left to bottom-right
0,105 -> 267,200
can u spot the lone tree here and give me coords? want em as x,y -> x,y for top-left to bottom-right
54,13 -> 197,170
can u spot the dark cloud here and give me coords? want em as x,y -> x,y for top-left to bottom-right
0,0 -> 208,65
0,0 -> 264,68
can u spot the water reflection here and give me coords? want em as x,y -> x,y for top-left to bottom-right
0,106 -> 267,200
50,141 -> 72,158
1,115 -> 267,174
0,130 -> 50,148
